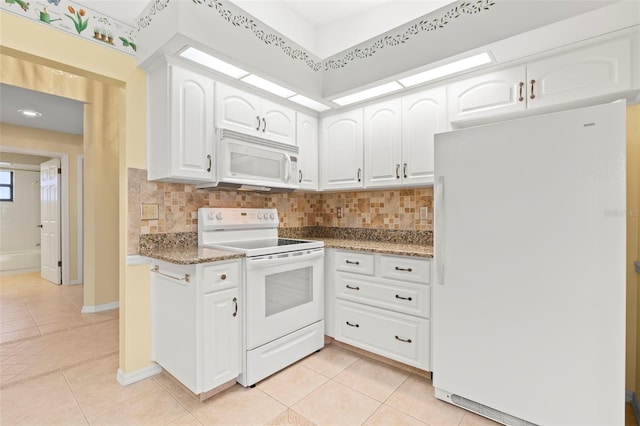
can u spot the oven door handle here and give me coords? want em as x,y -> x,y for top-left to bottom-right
245,248 -> 324,269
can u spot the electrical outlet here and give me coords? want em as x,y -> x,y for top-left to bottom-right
420,206 -> 429,220
337,207 -> 344,218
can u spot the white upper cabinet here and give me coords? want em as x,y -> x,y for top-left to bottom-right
321,110 -> 364,190
363,88 -> 446,188
448,66 -> 526,123
296,112 -> 319,190
147,62 -> 215,182
215,82 -> 295,145
364,100 -> 402,188
449,37 -> 633,124
401,87 -> 447,186
526,38 -> 631,110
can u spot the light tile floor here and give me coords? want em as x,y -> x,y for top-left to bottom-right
0,273 -> 637,426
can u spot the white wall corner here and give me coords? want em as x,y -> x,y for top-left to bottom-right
81,301 -> 119,313
116,364 -> 162,386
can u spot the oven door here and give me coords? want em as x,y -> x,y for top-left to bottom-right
245,248 -> 324,350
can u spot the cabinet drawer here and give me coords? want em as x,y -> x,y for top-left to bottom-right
201,261 -> 239,294
335,251 -> 375,275
335,300 -> 430,370
336,273 -> 430,318
379,255 -> 430,284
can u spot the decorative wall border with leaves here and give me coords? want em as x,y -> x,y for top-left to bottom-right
1,0 -> 138,55
167,0 -> 496,73
325,0 -> 496,70
191,0 -> 323,71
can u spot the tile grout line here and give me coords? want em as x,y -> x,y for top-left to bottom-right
60,367 -> 91,426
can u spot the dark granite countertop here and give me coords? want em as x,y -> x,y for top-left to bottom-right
144,246 -> 244,265
139,227 -> 433,264
318,238 -> 433,258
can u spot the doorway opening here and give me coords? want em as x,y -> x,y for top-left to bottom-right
0,146 -> 82,285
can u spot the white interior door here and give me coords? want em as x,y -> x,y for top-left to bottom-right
40,158 -> 61,284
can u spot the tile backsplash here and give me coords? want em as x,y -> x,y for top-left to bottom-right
128,168 -> 433,254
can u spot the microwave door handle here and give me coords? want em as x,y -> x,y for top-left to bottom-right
284,154 -> 291,182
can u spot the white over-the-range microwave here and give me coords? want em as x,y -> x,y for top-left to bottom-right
196,128 -> 299,193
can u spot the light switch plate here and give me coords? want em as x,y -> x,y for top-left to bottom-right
420,206 -> 428,220
141,204 -> 159,220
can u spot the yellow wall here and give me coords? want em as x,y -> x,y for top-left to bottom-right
0,124 -> 83,282
1,11 -> 151,374
627,104 -> 640,394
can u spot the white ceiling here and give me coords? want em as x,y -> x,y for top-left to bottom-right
0,83 -> 84,135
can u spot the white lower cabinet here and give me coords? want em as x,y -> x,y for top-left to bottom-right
336,300 -> 429,368
332,250 -> 431,371
151,258 -> 241,396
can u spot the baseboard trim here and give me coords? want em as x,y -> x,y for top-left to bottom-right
116,364 -> 162,386
66,280 -> 82,285
81,301 -> 119,313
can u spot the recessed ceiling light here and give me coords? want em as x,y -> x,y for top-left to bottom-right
179,47 -> 249,79
18,109 -> 42,118
241,74 -> 297,98
332,82 -> 403,106
398,52 -> 493,87
288,94 -> 331,112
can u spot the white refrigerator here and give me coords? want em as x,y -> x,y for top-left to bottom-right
432,101 -> 626,425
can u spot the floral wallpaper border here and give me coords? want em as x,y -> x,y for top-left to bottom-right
2,0 -> 496,66
324,0 -> 496,70
1,0 -> 137,55
136,0 -> 497,73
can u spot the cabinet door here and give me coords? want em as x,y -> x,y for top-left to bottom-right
296,112 -> 319,190
448,66 -> 526,123
215,82 -> 261,135
202,288 -> 240,391
364,100 -> 402,188
169,66 -> 215,181
320,110 -> 364,190
527,38 -> 632,110
401,87 -> 446,186
262,99 -> 296,145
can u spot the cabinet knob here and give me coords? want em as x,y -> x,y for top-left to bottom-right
220,274 -> 227,281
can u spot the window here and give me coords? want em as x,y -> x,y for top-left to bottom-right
0,170 -> 14,202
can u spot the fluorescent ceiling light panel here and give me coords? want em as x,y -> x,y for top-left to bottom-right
288,94 -> 332,112
332,82 -> 403,106
399,52 -> 493,87
179,47 -> 249,79
241,75 -> 297,98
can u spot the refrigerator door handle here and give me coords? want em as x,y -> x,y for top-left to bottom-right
436,176 -> 444,285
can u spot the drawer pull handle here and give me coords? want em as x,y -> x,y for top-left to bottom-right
395,335 -> 412,343
395,267 -> 412,272
232,297 -> 238,317
220,274 -> 227,281
395,294 -> 412,301
345,260 -> 360,265
346,284 -> 360,291
346,321 -> 359,328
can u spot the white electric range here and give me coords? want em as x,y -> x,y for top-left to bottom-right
198,208 -> 325,387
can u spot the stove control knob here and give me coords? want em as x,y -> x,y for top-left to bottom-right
269,212 -> 276,220
216,212 -> 223,220
257,212 -> 263,220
